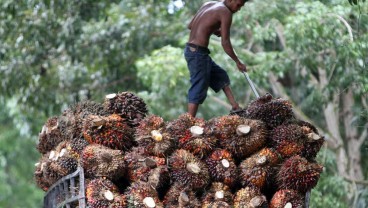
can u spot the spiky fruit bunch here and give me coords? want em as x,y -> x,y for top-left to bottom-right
245,93 -> 294,129
83,114 -> 135,150
81,144 -> 125,180
169,149 -> 210,190
295,120 -> 324,160
205,149 -> 237,188
103,92 -> 148,128
166,113 -> 205,142
37,116 -> 64,154
86,178 -> 126,208
269,189 -> 304,208
238,148 -> 279,189
48,142 -> 78,177
59,100 -> 109,140
179,134 -> 217,159
163,183 -> 201,208
124,181 -> 164,208
135,115 -> 175,157
67,136 -> 90,159
271,123 -> 306,158
124,147 -> 167,185
255,148 -> 281,167
277,155 -> 323,193
234,186 -> 268,208
208,116 -> 268,160
202,182 -> 233,206
203,201 -> 231,208
272,121 -> 324,160
34,156 -> 56,191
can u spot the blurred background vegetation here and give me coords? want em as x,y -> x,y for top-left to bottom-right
0,0 -> 367,207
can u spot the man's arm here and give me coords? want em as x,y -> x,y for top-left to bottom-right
220,11 -> 247,72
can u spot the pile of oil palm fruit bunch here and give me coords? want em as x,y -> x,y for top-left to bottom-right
34,92 -> 325,208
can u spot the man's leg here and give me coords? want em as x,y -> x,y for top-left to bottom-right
188,103 -> 199,117
223,85 -> 241,110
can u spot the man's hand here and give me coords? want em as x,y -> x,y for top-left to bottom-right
236,61 -> 247,72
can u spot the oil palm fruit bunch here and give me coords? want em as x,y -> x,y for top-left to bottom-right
60,100 -> 108,140
201,182 -> 233,207
295,120 -> 325,160
135,115 -> 175,157
205,149 -> 238,188
209,115 -> 268,160
124,181 -> 164,208
34,155 -> 56,191
245,93 -> 294,129
272,121 -> 324,160
124,147 -> 168,188
269,189 -> 304,208
81,144 -> 125,180
178,126 -> 217,159
277,155 -> 323,193
169,149 -> 210,190
103,92 -> 148,128
233,186 -> 268,208
239,148 -> 280,190
83,114 -> 135,150
67,136 -> 90,159
37,116 -> 64,154
166,113 -> 205,143
48,141 -> 78,177
163,183 -> 201,208
86,178 -> 126,208
271,123 -> 306,159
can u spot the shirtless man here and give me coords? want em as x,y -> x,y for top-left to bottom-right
185,0 -> 248,117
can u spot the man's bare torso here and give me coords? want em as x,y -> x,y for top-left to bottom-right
188,1 -> 230,47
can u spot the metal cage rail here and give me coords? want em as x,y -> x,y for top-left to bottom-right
43,166 -> 86,208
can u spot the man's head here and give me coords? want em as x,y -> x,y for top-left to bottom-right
225,0 -> 248,13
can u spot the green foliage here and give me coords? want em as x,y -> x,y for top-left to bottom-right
0,103 -> 43,207
310,148 -> 350,207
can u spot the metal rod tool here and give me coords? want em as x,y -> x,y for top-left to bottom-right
242,71 -> 260,98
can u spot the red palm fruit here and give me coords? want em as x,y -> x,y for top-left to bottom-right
271,123 -> 305,158
34,155 -> 55,191
166,113 -> 205,143
256,148 -> 281,166
205,149 -> 237,188
86,178 -> 126,208
34,151 -> 65,190
245,93 -> 294,129
103,92 -> 148,128
296,120 -> 325,160
83,114 -> 135,150
179,134 -> 217,159
59,100 -> 109,140
124,147 -> 168,188
239,148 -> 278,190
163,183 -> 201,208
124,181 -> 164,208
208,115 -> 268,160
277,155 -> 323,193
203,201 -> 231,208
135,115 -> 176,157
49,142 -> 78,177
201,182 -> 233,206
234,186 -> 268,208
67,136 -> 90,159
270,189 -> 304,208
81,144 -> 125,180
37,116 -> 64,154
169,149 -> 210,190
